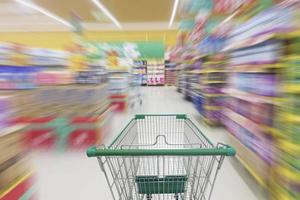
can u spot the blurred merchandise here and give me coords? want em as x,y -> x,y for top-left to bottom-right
0,43 -> 31,66
222,38 -> 282,180
0,125 -> 36,200
270,34 -> 300,199
2,0 -> 300,199
0,66 -> 39,90
132,60 -> 147,85
0,42 -> 112,152
173,0 -> 300,198
128,74 -> 143,110
176,59 -> 202,100
26,48 -> 70,67
108,69 -> 130,112
164,60 -> 177,86
147,60 -> 165,85
221,10 -> 285,192
193,54 -> 227,125
14,84 -> 110,151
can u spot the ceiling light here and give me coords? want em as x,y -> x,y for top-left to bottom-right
15,0 -> 72,28
91,0 -> 122,29
169,0 -> 179,28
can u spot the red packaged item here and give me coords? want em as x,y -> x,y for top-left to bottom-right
67,129 -> 98,149
24,129 -> 57,149
111,101 -> 127,112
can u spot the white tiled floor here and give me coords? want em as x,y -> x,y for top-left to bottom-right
32,87 -> 267,200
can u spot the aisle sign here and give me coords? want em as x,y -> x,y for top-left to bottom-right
83,42 -> 164,60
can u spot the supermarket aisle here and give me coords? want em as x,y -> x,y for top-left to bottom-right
32,87 -> 267,200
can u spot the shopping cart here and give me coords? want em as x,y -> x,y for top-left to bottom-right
87,114 -> 235,200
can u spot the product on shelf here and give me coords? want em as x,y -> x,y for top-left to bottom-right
147,60 -> 165,85
0,42 -> 31,66
0,43 -> 112,151
191,55 -> 227,125
220,3 -> 295,192
8,83 -> 111,151
133,60 -> 147,85
270,34 -> 300,199
173,0 -> 300,198
222,39 -> 281,188
26,47 -> 70,66
165,60 -> 177,86
108,70 -> 130,112
0,66 -> 40,90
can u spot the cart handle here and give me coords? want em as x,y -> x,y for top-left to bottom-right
86,146 -> 236,157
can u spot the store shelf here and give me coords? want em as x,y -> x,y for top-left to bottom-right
198,113 -> 219,125
0,125 -> 27,137
280,113 -> 300,123
204,93 -> 226,97
277,30 -> 300,39
223,108 -> 267,139
204,61 -> 226,65
223,88 -> 281,104
202,80 -> 226,84
261,125 -> 282,138
278,139 -> 300,155
190,69 -> 228,74
203,105 -> 222,111
223,34 -> 276,52
227,63 -> 283,72
281,84 -> 300,93
227,133 -> 270,189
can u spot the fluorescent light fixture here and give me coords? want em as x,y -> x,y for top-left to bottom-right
91,0 -> 122,29
168,0 -> 179,28
15,0 -> 72,28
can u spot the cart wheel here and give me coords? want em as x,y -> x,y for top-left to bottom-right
146,194 -> 152,200
174,194 -> 179,200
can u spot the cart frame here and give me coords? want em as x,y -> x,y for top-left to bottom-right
87,114 -> 235,200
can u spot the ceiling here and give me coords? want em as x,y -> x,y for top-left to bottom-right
0,0 -> 180,32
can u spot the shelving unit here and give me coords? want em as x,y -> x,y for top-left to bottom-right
165,61 -> 177,86
271,35 -> 300,200
0,125 -> 35,200
190,56 -> 227,125
147,60 -> 165,86
0,43 -> 112,151
133,60 -> 147,85
222,39 -> 282,188
108,69 -> 130,112
219,3 -> 298,191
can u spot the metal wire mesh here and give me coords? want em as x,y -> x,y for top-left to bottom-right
97,115 -> 225,200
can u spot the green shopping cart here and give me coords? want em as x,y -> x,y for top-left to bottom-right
87,114 -> 236,200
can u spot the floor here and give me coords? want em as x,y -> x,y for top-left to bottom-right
32,87 -> 267,200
